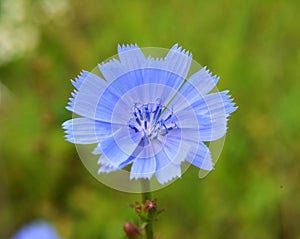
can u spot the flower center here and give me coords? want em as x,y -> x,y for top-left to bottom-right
128,99 -> 177,143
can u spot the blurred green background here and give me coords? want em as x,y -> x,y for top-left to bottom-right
1,0 -> 299,238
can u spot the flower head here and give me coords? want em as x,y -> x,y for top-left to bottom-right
62,44 -> 237,186
12,221 -> 61,239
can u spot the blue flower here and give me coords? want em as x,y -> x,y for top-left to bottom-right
62,44 -> 237,184
12,221 -> 61,239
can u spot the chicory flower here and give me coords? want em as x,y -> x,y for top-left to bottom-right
62,44 -> 237,184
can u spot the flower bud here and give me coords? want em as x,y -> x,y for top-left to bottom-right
123,221 -> 140,239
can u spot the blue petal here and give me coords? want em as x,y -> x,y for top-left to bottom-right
221,91 -> 238,115
142,67 -> 184,102
98,58 -> 128,82
94,129 -> 143,157
164,43 -> 192,78
147,130 -> 198,184
115,82 -> 178,107
98,164 -> 117,174
172,107 -> 202,146
193,91 -> 237,141
165,128 -> 214,173
98,127 -> 139,167
185,142 -> 214,171
192,91 -> 236,115
162,133 -> 190,165
71,70 -> 89,90
97,154 -> 134,174
12,221 -> 61,239
171,68 -> 235,116
66,71 -> 108,119
117,68 -> 183,97
152,141 -> 182,184
62,118 -> 113,144
130,156 -> 156,180
118,44 -> 147,69
171,80 -> 203,111
155,163 -> 181,184
187,66 -> 219,95
173,90 -> 236,142
95,82 -> 131,123
98,44 -> 146,82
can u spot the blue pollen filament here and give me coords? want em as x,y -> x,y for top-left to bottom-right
128,99 -> 178,142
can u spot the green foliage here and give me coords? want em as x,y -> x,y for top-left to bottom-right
1,0 -> 300,238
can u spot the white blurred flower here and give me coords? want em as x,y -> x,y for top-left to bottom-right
0,0 -> 70,65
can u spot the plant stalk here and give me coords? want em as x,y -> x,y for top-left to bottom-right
141,179 -> 153,239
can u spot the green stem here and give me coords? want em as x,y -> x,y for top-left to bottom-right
144,218 -> 153,239
141,179 -> 152,201
141,180 -> 153,239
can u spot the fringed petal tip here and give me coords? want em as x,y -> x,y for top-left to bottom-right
62,118 -> 104,145
116,43 -> 192,59
97,58 -> 123,82
129,174 -> 153,181
221,91 -> 238,116
186,143 -> 215,171
71,70 -> 89,90
155,165 -> 182,184
129,162 -> 182,185
65,89 -> 78,112
146,56 -> 165,63
129,157 -> 156,181
193,159 -> 214,172
61,120 -> 69,129
117,43 -> 139,53
97,155 -> 120,174
201,66 -> 220,85
62,132 -> 81,144
158,175 -> 181,185
97,58 -> 120,67
169,43 -> 192,58
117,43 -> 146,69
62,120 -> 74,143
162,43 -> 193,79
97,164 -> 118,174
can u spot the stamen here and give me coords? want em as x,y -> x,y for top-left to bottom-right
144,106 -> 150,121
138,108 -> 143,120
155,108 -> 162,122
128,99 -> 178,142
153,105 -> 159,120
133,112 -> 141,126
129,124 -> 139,133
